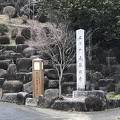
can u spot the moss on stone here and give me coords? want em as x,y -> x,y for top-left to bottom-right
106,92 -> 120,100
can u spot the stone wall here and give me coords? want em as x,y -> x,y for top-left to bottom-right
0,44 -> 77,101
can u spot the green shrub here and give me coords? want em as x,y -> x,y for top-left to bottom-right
21,28 -> 31,39
0,35 -> 10,44
106,92 -> 120,100
15,36 -> 26,44
0,24 -> 9,35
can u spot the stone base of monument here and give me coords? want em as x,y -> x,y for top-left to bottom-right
72,90 -> 107,111
51,98 -> 86,111
25,98 -> 39,107
51,90 -> 107,111
73,90 -> 105,99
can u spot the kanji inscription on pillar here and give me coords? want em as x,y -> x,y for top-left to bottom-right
76,29 -> 86,90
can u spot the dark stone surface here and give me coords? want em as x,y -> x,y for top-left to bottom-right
23,81 -> 32,94
0,78 -> 5,87
98,79 -> 115,92
45,69 -> 58,80
43,97 -> 61,108
23,76 -> 50,94
44,76 -> 49,89
62,82 -> 76,95
37,51 -> 51,60
16,44 -> 29,53
30,55 -> 40,59
73,90 -> 107,111
92,72 -> 103,81
37,14 -> 48,23
0,45 -> 16,52
38,96 -> 46,107
25,98 -> 39,107
85,96 -> 106,111
16,72 -> 26,82
21,28 -> 31,39
115,82 -> 120,93
0,50 -> 23,62
0,60 -> 12,70
48,80 -> 59,89
107,99 -> 120,109
2,93 -> 18,103
44,64 -> 53,69
64,64 -> 76,74
0,35 -> 10,44
7,63 -> 17,80
0,61 -> 9,70
43,60 -> 53,69
99,79 -> 115,87
17,92 -> 31,105
0,55 -> 5,60
23,47 -> 36,58
0,50 -> 15,60
62,73 -> 76,82
73,90 -> 106,99
51,99 -> 86,111
44,89 -> 59,99
16,72 -> 32,83
10,53 -> 23,63
51,90 -> 107,112
24,72 -> 32,83
2,80 -> 23,93
0,51 -> 23,62
15,36 -> 26,44
0,69 -> 7,78
38,96 -> 64,108
51,96 -> 106,111
111,74 -> 120,83
16,58 -> 32,72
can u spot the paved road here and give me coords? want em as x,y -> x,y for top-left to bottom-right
35,107 -> 120,120
0,103 -> 63,120
0,102 -> 120,120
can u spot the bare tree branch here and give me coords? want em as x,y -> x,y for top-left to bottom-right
26,21 -> 75,96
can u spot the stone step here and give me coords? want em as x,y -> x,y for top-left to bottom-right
0,45 -> 17,52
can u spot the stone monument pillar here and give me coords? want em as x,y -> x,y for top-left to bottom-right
73,29 -> 105,100
76,29 -> 86,90
73,29 -> 86,98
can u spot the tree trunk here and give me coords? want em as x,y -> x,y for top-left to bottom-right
59,69 -> 63,97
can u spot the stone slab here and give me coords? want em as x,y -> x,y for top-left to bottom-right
25,98 -> 39,107
73,90 -> 105,99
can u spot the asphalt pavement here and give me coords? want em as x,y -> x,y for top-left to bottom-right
0,102 -> 119,120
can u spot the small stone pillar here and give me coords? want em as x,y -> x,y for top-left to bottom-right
7,61 -> 17,80
32,58 -> 44,98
